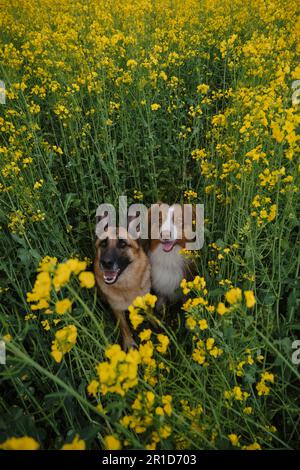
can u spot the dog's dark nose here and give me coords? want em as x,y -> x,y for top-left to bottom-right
101,257 -> 115,270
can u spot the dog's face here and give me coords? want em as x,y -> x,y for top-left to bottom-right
96,226 -> 140,285
149,203 -> 195,253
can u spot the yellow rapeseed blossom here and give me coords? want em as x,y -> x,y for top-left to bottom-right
244,290 -> 256,308
51,325 -> 77,363
243,407 -> 253,415
90,344 -> 141,396
139,329 -> 152,342
217,302 -> 230,315
0,436 -> 40,450
104,435 -> 122,450
228,434 -> 240,447
156,334 -> 170,354
151,103 -> 161,111
55,298 -> 72,315
186,316 -> 196,330
3,334 -> 12,342
78,271 -> 95,288
225,288 -> 242,305
129,293 -> 157,330
243,442 -> 261,450
87,379 -> 99,397
256,372 -> 274,396
61,435 -> 86,450
199,319 -> 208,330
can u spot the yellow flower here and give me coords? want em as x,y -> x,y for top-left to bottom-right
0,436 -> 39,450
95,344 -> 141,396
225,386 -> 249,402
51,325 -> 77,363
126,59 -> 137,67
210,346 -> 223,358
129,293 -> 156,329
225,287 -> 242,305
243,442 -> 261,450
87,379 -> 99,397
162,395 -> 173,416
41,320 -> 50,331
104,435 -> 121,450
133,189 -> 143,200
156,334 -> 170,354
129,305 -> 144,330
66,258 -> 87,274
159,71 -> 168,81
55,298 -> 72,315
184,189 -> 197,199
39,256 -> 57,273
243,407 -> 253,415
244,290 -> 256,308
192,349 -> 206,364
151,103 -> 161,111
3,334 -> 12,342
206,338 -> 215,350
27,271 -> 51,309
139,341 -> 154,365
261,372 -> 274,383
53,264 -> 72,290
33,179 -> 44,190
256,371 -> 274,396
228,434 -> 240,446
199,319 -> 208,330
212,113 -> 226,126
159,425 -> 172,439
186,316 -> 196,330
61,435 -> 86,450
217,302 -> 230,315
197,84 -> 209,94
139,329 -> 152,342
78,271 -> 95,288
132,293 -> 157,310
181,278 -> 190,295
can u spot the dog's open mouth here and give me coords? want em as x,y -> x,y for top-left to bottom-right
103,270 -> 120,284
161,240 -> 176,252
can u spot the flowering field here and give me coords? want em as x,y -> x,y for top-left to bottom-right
0,0 -> 300,451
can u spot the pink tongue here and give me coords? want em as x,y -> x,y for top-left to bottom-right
162,241 -> 175,252
104,271 -> 117,277
103,271 -> 119,282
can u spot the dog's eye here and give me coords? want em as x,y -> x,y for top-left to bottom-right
118,239 -> 127,248
100,238 -> 108,248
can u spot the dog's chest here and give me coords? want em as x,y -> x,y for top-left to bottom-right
149,245 -> 186,300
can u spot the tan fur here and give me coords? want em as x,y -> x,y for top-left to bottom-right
94,227 -> 151,350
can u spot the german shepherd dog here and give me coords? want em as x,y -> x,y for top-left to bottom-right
94,219 -> 151,351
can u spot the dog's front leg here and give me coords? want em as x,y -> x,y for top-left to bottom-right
112,309 -> 137,351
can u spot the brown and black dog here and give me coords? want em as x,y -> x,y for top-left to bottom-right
94,224 -> 151,351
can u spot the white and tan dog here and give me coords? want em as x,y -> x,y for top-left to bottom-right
148,203 -> 196,309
